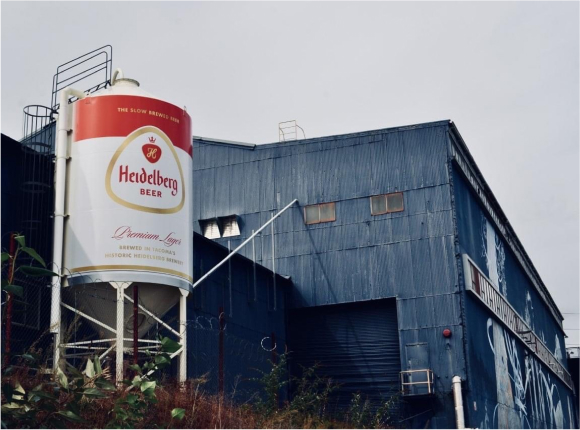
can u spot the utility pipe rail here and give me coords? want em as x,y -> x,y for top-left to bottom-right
192,199 -> 298,290
60,302 -> 116,334
51,87 -> 86,372
62,339 -> 162,347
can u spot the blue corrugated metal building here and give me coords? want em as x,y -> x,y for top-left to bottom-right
192,120 -> 578,429
3,117 -> 577,428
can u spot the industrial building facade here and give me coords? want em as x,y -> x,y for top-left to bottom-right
191,120 -> 578,429
2,118 -> 578,429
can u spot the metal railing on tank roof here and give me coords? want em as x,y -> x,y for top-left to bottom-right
51,45 -> 113,111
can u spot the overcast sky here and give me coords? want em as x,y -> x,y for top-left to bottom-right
1,1 -> 578,347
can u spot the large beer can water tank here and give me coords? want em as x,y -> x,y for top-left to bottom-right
62,70 -> 192,338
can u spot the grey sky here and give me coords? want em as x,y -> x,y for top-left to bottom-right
2,1 -> 578,347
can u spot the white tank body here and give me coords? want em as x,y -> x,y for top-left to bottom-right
62,74 -> 192,339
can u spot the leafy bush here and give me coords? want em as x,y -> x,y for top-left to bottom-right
2,239 -> 400,428
2,356 -> 115,428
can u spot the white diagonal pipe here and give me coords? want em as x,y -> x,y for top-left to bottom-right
192,199 -> 298,290
452,376 -> 465,429
51,87 -> 86,372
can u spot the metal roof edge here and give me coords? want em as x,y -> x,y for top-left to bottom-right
193,120 -> 450,150
448,122 -> 565,325
256,119 -> 451,148
193,136 -> 256,149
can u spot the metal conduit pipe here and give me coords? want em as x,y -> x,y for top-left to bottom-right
51,87 -> 86,372
192,199 -> 298,290
111,68 -> 124,84
452,376 -> 466,429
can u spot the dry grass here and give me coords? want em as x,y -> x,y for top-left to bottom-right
2,362 -> 395,429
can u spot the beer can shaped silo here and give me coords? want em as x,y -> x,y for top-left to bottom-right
62,74 -> 192,338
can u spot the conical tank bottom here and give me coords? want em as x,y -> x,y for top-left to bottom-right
63,282 -> 181,347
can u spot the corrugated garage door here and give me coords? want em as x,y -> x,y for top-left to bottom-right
288,298 -> 401,410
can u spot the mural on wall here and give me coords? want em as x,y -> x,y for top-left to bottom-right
524,291 -> 535,333
481,216 -> 507,296
482,216 -> 566,367
554,336 -> 564,365
523,292 -> 558,360
484,317 -> 572,429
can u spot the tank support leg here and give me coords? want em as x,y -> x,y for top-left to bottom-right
178,290 -> 188,385
53,325 -> 62,372
111,281 -> 132,387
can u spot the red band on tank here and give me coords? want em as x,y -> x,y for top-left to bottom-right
74,95 -> 192,157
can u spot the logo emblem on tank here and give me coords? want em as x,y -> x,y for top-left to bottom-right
105,126 -> 185,214
142,138 -> 162,164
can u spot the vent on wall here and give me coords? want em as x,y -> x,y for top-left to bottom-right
221,215 -> 240,237
200,218 -> 220,239
199,215 -> 240,239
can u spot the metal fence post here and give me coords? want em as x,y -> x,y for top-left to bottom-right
218,306 -> 225,396
133,284 -> 139,367
252,230 -> 257,301
3,233 -> 16,366
271,214 -> 277,310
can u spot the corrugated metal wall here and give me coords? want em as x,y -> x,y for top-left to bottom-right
451,166 -> 577,429
187,233 -> 288,400
1,135 -> 23,248
288,299 -> 400,412
192,120 -> 575,427
1,133 -> 53,353
193,121 -> 463,427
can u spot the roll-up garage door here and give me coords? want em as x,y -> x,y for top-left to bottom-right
288,298 -> 401,410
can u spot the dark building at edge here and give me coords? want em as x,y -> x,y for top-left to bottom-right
2,119 -> 578,429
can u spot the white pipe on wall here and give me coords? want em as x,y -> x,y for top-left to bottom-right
50,87 -> 85,371
192,199 -> 298,290
452,376 -> 466,429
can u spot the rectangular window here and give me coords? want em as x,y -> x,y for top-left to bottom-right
319,203 -> 335,222
386,192 -> 404,212
370,195 -> 387,215
370,192 -> 404,215
305,205 -> 320,224
304,202 -> 336,225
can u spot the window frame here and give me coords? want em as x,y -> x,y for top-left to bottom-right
370,192 -> 404,216
304,202 -> 336,225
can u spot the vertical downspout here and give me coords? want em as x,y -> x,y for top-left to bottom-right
50,87 -> 85,372
453,376 -> 466,429
447,126 -> 472,428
